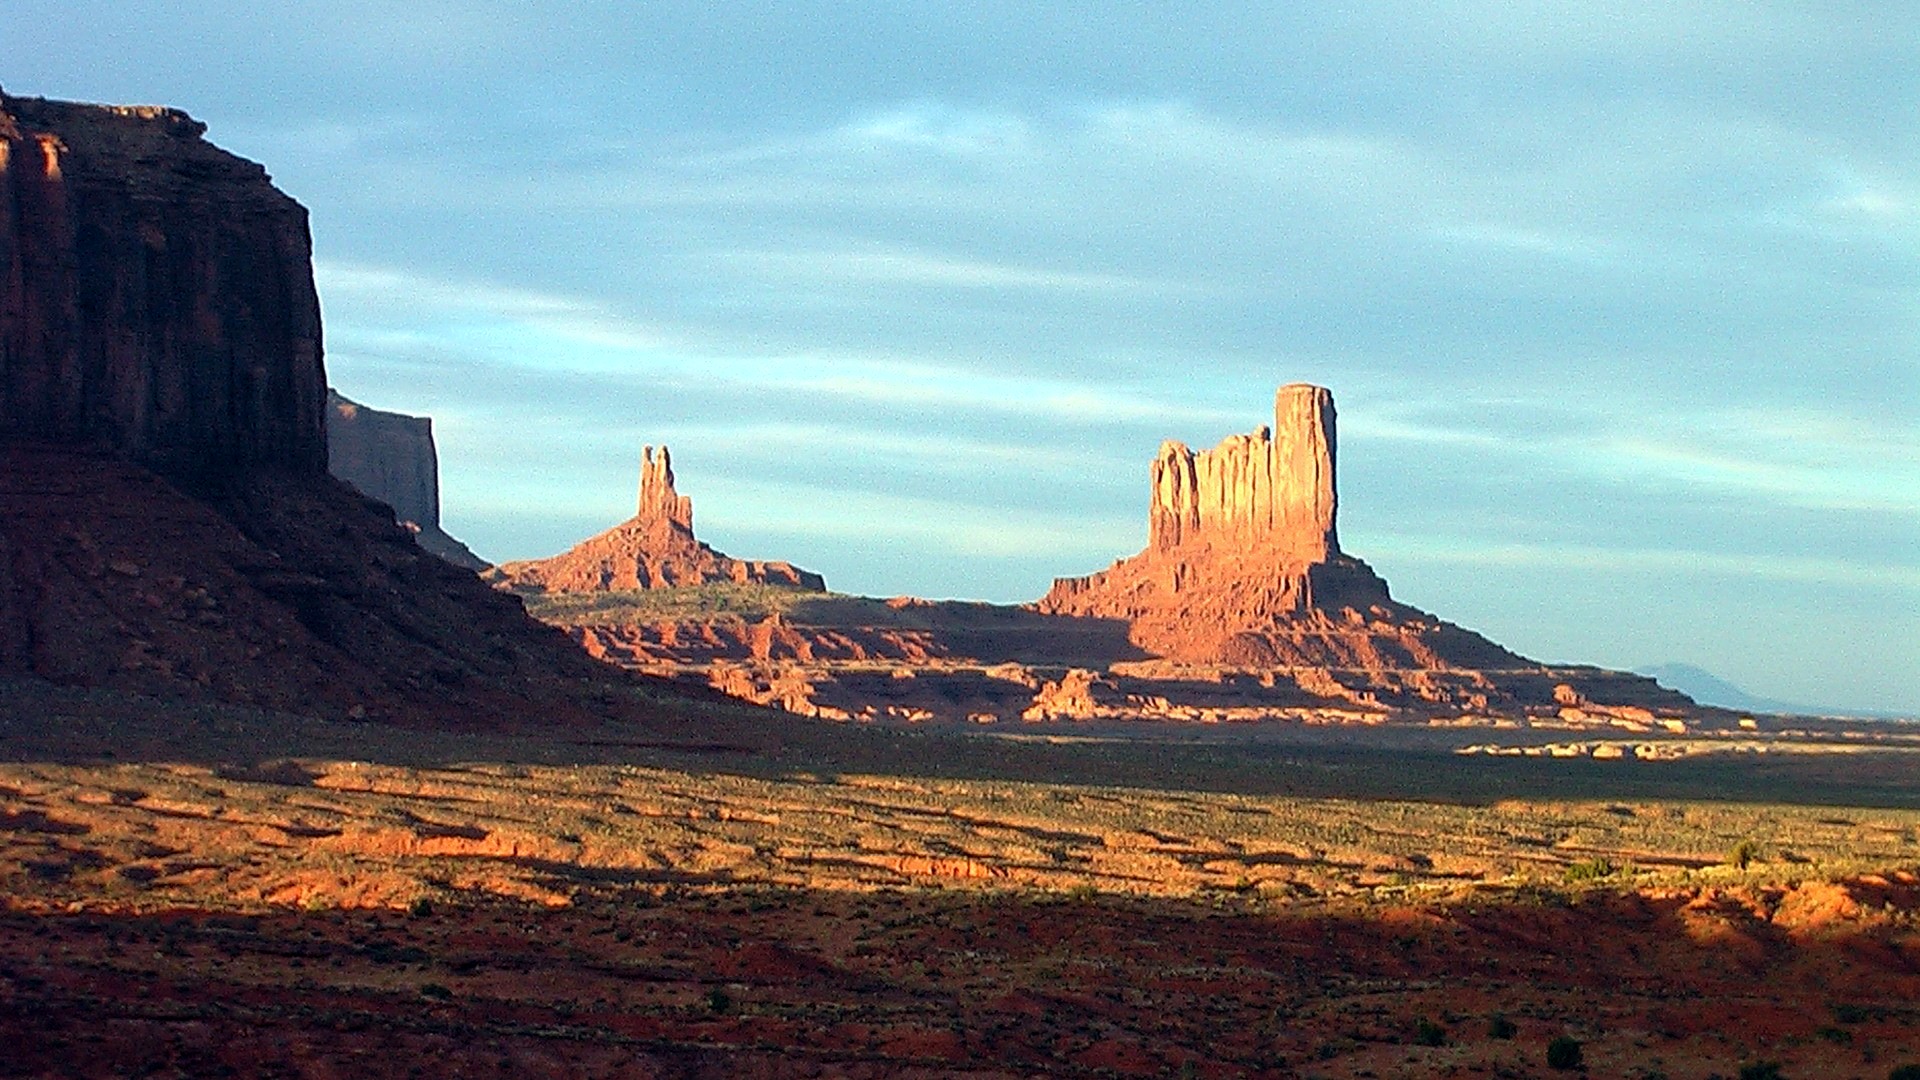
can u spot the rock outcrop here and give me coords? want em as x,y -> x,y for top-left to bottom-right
1040,384 -> 1426,662
489,446 -> 825,593
326,390 -> 486,570
510,385 -> 1696,725
0,90 -> 326,489
1148,383 -> 1339,561
1024,384 -> 1695,713
0,90 -> 699,727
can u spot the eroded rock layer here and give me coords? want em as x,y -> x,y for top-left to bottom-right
0,91 -> 325,488
1041,385 -> 1535,671
326,390 -> 486,570
0,92 -> 692,726
489,446 -> 825,593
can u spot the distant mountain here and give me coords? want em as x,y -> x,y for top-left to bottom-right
1636,663 -> 1913,719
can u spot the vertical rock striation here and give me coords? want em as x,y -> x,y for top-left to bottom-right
1148,384 -> 1339,562
0,90 -> 692,726
1041,384 -> 1508,667
0,90 -> 325,487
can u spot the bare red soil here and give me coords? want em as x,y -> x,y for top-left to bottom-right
4,880 -> 1919,1078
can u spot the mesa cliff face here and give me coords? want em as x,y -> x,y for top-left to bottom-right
0,91 -> 325,488
326,390 -> 487,570
1148,384 -> 1339,561
490,446 -> 825,594
0,91 -> 684,726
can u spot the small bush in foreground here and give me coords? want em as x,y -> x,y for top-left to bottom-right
1564,857 -> 1617,882
1887,1065 -> 1920,1080
1738,1062 -> 1784,1080
1546,1034 -> 1583,1070
1487,1013 -> 1517,1039
1413,1018 -> 1445,1046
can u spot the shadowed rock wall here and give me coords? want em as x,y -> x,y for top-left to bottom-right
0,90 -> 325,487
326,390 -> 486,570
0,91 -> 699,726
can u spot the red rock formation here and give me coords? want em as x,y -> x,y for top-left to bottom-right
326,390 -> 487,570
636,445 -> 693,531
0,91 -> 699,727
1149,384 -> 1338,562
489,446 -> 825,593
1040,384 -> 1420,661
1036,384 -> 1695,724
0,91 -> 325,488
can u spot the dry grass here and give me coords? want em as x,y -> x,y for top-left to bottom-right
5,681 -> 1920,1076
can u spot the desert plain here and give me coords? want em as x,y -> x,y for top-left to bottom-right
6,677 -> 1920,1079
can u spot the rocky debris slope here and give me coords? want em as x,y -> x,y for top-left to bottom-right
0,90 -> 687,726
489,446 -> 825,593
326,390 -> 486,570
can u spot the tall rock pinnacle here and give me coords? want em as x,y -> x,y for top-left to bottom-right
1148,384 -> 1339,564
490,446 -> 824,594
637,445 -> 694,530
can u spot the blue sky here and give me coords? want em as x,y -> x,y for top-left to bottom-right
12,2 -> 1916,713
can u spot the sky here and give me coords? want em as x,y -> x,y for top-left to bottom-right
9,2 -> 1917,714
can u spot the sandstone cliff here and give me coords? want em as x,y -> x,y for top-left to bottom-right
0,90 -> 325,488
489,446 -> 825,593
1040,384 -> 1416,660
326,390 -> 487,570
0,90 -> 696,727
1148,384 -> 1339,561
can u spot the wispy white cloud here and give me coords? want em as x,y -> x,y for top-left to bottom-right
696,476 -> 1136,564
706,243 -> 1178,293
1360,532 -> 1920,592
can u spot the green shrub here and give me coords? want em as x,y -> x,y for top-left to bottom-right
1564,857 -> 1617,882
1414,1018 -> 1446,1046
1488,1013 -> 1518,1039
1728,839 -> 1761,870
1738,1063 -> 1784,1080
1546,1034 -> 1583,1070
704,987 -> 732,1014
1887,1066 -> 1920,1080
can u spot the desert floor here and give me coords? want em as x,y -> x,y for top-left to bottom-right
3,680 -> 1919,1078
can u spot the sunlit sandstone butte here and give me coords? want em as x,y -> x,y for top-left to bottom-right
489,446 -> 825,593
1041,384 -> 1553,673
511,385 -> 1695,724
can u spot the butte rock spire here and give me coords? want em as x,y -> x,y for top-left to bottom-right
1041,384 -> 1513,668
489,446 -> 824,594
